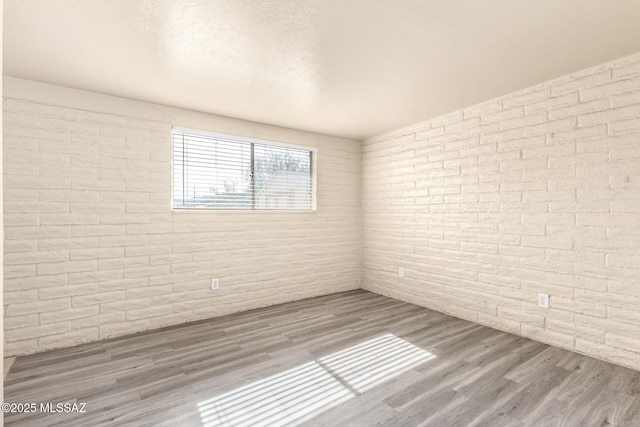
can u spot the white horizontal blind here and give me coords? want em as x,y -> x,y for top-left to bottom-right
173,128 -> 314,210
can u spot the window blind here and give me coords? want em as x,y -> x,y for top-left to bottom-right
173,127 -> 315,210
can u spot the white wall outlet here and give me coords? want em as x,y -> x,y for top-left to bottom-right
211,278 -> 219,291
538,293 -> 550,309
399,267 -> 405,278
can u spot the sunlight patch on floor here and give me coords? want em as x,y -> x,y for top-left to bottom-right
197,333 -> 435,426
319,333 -> 436,393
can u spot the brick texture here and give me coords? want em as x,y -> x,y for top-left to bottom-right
3,86 -> 361,356
362,53 -> 640,371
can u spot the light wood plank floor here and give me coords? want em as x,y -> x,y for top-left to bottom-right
5,290 -> 640,426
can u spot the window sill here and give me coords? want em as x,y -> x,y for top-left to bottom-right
171,208 -> 317,213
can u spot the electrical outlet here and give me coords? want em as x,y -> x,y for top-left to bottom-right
211,278 -> 219,291
538,293 -> 550,309
399,267 -> 405,278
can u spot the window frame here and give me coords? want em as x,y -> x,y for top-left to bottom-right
171,126 -> 317,212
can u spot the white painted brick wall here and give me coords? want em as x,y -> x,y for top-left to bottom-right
362,53 -> 640,371
3,81 -> 361,356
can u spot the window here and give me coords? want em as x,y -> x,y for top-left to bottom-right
172,127 -> 315,210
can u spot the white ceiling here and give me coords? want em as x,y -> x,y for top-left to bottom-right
5,0 -> 640,140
